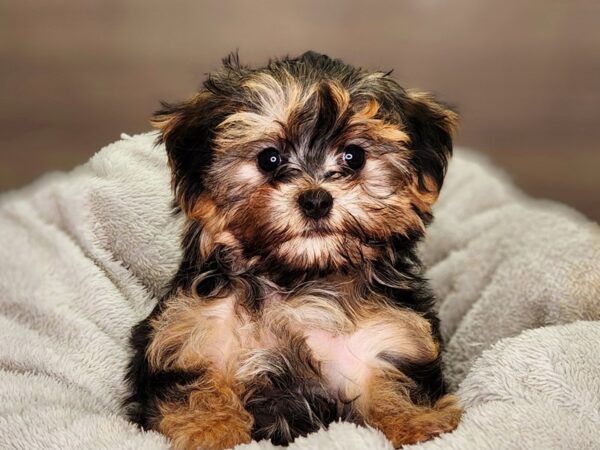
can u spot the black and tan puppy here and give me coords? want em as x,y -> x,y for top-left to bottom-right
125,51 -> 461,450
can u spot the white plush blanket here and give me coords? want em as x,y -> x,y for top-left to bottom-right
1,132 -> 599,450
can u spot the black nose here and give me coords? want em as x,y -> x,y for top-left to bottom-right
298,189 -> 333,219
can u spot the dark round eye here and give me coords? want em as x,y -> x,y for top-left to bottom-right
342,144 -> 366,170
257,147 -> 282,172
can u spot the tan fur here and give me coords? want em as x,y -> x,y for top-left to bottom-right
166,80 -> 450,272
216,72 -> 317,151
408,174 -> 441,213
151,100 -> 187,139
360,374 -> 462,447
148,279 -> 455,448
407,89 -> 459,139
147,294 -> 253,374
189,193 -> 242,259
327,81 -> 351,117
144,59 -> 460,447
274,293 -> 440,399
223,155 -> 428,271
149,283 -> 441,403
349,99 -> 411,144
156,371 -> 253,450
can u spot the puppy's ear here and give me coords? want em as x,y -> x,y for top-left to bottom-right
402,90 -> 458,206
152,92 -> 228,215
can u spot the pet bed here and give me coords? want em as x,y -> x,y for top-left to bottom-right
1,132 -> 599,449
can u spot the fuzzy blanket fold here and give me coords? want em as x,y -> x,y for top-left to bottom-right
1,132 -> 599,449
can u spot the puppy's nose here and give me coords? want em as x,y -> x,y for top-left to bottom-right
298,189 -> 333,219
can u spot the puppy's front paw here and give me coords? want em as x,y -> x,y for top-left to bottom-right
157,378 -> 254,450
375,394 -> 462,447
161,409 -> 252,450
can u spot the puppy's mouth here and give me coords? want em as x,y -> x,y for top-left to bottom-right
300,227 -> 335,238
298,229 -> 358,244
300,219 -> 337,236
295,231 -> 381,247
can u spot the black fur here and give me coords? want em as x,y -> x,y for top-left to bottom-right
244,348 -> 345,445
124,51 -> 455,446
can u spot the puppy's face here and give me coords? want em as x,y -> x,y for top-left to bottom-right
154,52 -> 457,273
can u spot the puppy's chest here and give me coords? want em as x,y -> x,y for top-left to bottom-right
149,285 -> 438,395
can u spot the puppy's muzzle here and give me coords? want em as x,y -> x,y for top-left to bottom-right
298,189 -> 333,219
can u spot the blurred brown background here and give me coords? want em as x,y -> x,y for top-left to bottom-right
1,0 -> 599,220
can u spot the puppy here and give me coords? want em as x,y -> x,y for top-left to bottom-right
125,51 -> 461,450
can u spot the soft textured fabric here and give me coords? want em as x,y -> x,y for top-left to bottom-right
1,132 -> 599,450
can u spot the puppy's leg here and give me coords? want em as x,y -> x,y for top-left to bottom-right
137,294 -> 254,449
156,370 -> 253,450
361,372 -> 461,447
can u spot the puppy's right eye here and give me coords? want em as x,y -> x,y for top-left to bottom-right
257,147 -> 282,172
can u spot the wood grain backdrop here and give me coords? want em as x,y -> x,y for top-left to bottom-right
1,0 -> 599,220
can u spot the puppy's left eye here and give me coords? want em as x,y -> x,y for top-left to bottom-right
342,144 -> 366,170
257,147 -> 282,172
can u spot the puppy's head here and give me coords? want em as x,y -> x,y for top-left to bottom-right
154,52 -> 457,273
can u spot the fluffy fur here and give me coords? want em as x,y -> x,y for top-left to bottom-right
124,51 -> 461,449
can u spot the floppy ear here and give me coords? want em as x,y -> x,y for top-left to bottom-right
402,89 -> 458,205
152,92 -> 228,215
